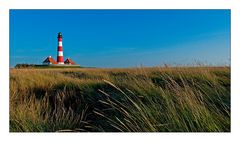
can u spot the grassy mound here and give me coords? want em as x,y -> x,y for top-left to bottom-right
10,67 -> 230,132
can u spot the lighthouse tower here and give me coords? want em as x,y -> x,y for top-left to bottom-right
57,32 -> 64,64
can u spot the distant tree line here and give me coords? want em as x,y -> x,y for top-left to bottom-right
15,64 -> 36,69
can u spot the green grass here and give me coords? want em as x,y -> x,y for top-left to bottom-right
10,67 -> 230,132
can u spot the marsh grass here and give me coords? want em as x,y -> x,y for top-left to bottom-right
10,67 -> 230,132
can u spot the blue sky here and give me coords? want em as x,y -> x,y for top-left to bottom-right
10,10 -> 230,68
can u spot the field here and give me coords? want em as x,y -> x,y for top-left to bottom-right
10,67 -> 230,132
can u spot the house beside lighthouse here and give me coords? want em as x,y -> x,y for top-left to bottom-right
42,56 -> 57,65
42,32 -> 80,67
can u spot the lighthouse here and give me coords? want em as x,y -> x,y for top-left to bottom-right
42,32 -> 79,67
57,32 -> 64,64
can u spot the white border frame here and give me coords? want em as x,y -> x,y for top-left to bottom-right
1,0 -> 240,142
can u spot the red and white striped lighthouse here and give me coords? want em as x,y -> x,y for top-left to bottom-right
57,32 -> 64,64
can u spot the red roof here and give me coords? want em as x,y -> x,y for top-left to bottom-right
43,56 -> 57,64
64,58 -> 76,65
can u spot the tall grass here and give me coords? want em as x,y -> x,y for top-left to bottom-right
10,67 -> 230,132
